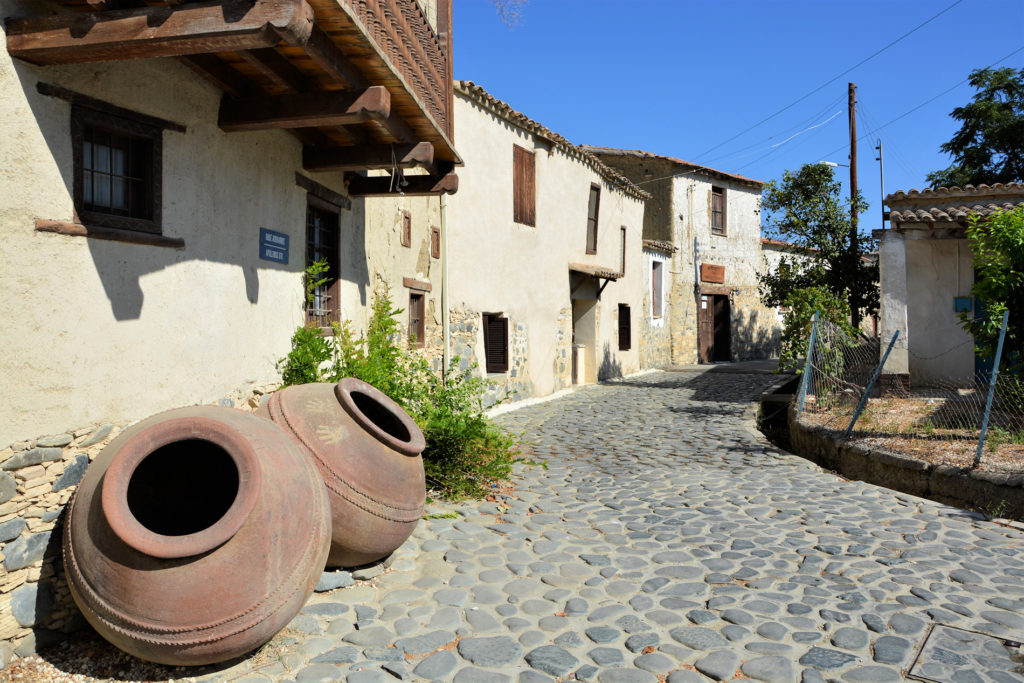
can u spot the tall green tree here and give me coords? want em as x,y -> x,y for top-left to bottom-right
927,67 -> 1024,188
758,163 -> 878,327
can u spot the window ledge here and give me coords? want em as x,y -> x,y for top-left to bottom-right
36,219 -> 185,249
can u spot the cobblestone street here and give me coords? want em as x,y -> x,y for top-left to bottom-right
40,369 -> 1024,682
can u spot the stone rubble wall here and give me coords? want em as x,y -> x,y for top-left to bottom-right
0,384 -> 275,665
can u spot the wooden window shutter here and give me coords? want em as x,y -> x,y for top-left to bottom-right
401,210 -> 411,247
586,184 -> 600,253
430,226 -> 441,258
513,145 -> 536,226
483,314 -> 509,373
618,304 -> 631,351
711,187 -> 726,236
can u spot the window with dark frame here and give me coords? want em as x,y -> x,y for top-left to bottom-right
711,186 -> 726,236
430,226 -> 441,259
306,199 -> 341,328
513,145 -> 536,226
408,292 -> 425,348
482,313 -> 509,374
618,304 -> 631,351
652,261 -> 664,319
586,184 -> 600,254
401,210 -> 412,247
72,105 -> 161,234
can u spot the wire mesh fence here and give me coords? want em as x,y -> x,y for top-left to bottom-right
798,317 -> 1024,472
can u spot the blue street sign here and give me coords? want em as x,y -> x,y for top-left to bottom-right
259,227 -> 289,264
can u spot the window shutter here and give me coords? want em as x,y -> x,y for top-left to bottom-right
513,146 -> 535,226
652,261 -> 663,318
711,187 -> 726,235
618,304 -> 631,351
586,184 -> 600,253
484,314 -> 509,373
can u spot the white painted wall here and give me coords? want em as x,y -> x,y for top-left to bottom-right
0,6 -> 349,445
905,237 -> 975,384
446,92 -> 646,400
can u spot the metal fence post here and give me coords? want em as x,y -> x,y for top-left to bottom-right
975,309 -> 1011,467
844,329 -> 900,438
796,311 -> 819,415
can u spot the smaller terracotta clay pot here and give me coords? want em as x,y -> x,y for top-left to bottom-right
258,377 -> 426,567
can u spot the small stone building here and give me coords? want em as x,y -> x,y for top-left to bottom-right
584,148 -> 778,364
879,183 -> 1024,388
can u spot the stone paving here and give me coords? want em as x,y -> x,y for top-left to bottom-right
199,369 -> 1024,682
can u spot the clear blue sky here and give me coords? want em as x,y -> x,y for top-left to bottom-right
452,0 -> 1024,231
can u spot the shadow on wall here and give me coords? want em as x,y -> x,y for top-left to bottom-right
11,62 -> 354,321
598,343 -> 623,382
733,309 -> 781,361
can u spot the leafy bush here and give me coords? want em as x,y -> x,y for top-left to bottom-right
778,286 -> 857,372
279,289 -> 520,499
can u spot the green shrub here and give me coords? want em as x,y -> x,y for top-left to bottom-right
778,286 -> 857,372
279,288 -> 521,499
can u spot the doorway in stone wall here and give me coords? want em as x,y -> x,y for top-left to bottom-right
699,293 -> 731,362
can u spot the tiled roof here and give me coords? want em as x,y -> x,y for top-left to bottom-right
886,183 -> 1024,224
454,81 -> 651,201
581,146 -> 765,189
760,237 -> 817,254
642,239 -> 677,254
569,262 -> 622,280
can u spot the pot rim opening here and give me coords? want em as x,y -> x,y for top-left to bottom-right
334,378 -> 426,456
100,415 -> 263,559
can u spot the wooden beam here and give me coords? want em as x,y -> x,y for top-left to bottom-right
179,54 -> 252,98
237,46 -> 307,94
303,25 -> 366,91
346,171 -> 458,197
303,141 -> 432,172
5,0 -> 314,65
220,86 -> 389,132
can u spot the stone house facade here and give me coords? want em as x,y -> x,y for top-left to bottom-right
444,82 -> 649,404
879,183 -> 1024,388
585,148 -> 779,364
0,0 -> 458,658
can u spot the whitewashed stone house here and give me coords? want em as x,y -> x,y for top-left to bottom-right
442,82 -> 649,403
0,0 -> 458,656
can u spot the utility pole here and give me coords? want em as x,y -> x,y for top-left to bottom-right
875,139 -> 885,230
848,82 -> 861,327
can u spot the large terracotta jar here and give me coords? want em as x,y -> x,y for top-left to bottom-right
63,406 -> 331,666
258,377 -> 426,568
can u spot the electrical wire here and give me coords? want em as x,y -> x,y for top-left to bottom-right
691,0 -> 965,163
814,44 -> 1024,163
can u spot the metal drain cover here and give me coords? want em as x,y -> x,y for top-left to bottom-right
909,625 -> 1024,682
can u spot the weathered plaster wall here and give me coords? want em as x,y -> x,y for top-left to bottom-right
640,249 -> 673,367
0,27 -> 354,446
360,194 -> 446,370
905,238 -> 975,384
446,93 -> 645,403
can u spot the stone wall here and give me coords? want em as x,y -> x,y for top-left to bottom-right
788,406 -> 1024,518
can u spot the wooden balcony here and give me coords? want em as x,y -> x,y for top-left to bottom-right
6,0 -> 459,194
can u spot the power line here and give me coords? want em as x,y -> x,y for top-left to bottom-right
691,0 -> 965,163
815,44 -> 1024,163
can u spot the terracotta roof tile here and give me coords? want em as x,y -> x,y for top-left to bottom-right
581,146 -> 765,188
886,182 -> 1024,224
454,81 -> 651,201
642,239 -> 677,254
568,262 -> 622,280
